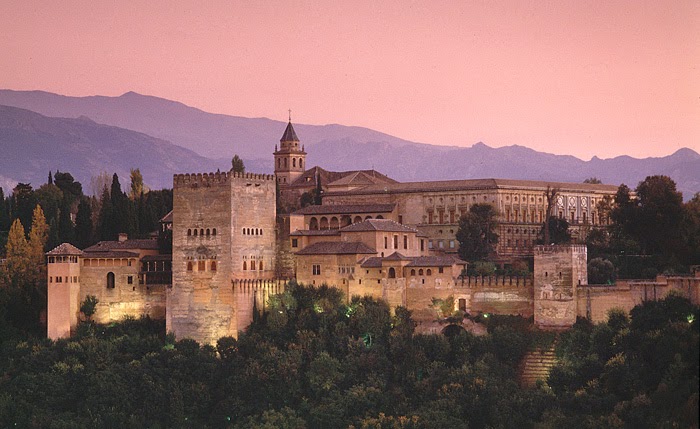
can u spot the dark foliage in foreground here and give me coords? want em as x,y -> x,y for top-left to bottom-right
0,286 -> 696,428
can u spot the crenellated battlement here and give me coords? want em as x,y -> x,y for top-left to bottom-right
173,171 -> 276,187
229,172 -> 275,182
534,244 -> 587,255
173,171 -> 230,187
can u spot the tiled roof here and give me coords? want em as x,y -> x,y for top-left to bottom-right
325,178 -> 618,196
141,254 -> 172,262
360,257 -> 383,268
406,256 -> 467,267
290,229 -> 341,237
280,121 -> 299,142
360,254 -> 466,268
160,210 -> 173,223
340,219 -> 419,233
383,252 -> 409,261
292,203 -> 395,215
83,238 -> 160,252
46,243 -> 84,256
286,166 -> 397,189
327,170 -> 398,187
296,241 -> 376,255
82,250 -> 140,259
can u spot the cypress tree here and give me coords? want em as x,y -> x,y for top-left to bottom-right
98,187 -> 115,241
75,197 -> 94,249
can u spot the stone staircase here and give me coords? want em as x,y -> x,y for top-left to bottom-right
519,344 -> 557,388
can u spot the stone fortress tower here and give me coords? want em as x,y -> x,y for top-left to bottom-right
533,244 -> 588,328
273,115 -> 306,185
167,170 -> 277,344
46,244 -> 83,339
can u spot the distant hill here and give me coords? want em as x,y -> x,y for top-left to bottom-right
0,89 -> 698,198
0,105 -> 228,191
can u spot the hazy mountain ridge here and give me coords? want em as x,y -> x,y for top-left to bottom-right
0,105 -> 228,191
0,89 -> 697,198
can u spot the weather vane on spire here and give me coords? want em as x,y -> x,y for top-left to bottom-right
288,109 -> 292,122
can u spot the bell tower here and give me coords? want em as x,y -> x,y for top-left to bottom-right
274,113 -> 306,185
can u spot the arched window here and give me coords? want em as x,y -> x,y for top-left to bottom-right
426,269 -> 432,276
193,229 -> 198,236
187,262 -> 193,271
187,229 -> 192,236
211,261 -> 217,271
388,267 -> 396,278
251,260 -> 256,270
410,269 -> 416,276
243,261 -> 247,270
206,228 -> 210,236
259,260 -> 263,271
330,217 -> 339,229
293,158 -> 296,167
419,269 -> 424,276
299,159 -> 303,168
353,216 -> 362,224
107,272 -> 115,289
198,261 -> 205,271
260,229 -> 263,235
200,229 -> 204,236
284,158 -> 287,168
212,228 -> 217,236
320,217 -> 329,230
247,228 -> 251,235
376,215 -> 384,219
309,217 -> 319,230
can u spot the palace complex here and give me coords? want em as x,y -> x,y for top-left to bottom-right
46,120 -> 700,344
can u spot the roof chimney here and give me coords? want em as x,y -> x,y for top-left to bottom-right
118,233 -> 128,243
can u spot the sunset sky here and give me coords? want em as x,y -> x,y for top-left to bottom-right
1,0 -> 698,159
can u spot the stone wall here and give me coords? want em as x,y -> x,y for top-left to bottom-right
534,245 -> 587,329
80,261 -> 165,323
47,260 -> 82,340
169,171 -> 277,344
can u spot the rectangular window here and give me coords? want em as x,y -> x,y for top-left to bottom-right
439,267 -> 444,274
398,215 -> 403,224
428,240 -> 433,249
127,276 -> 133,285
393,235 -> 398,249
312,264 -> 321,275
403,235 -> 408,249
49,276 -> 53,283
450,211 -> 455,223
384,237 -> 388,249
428,212 -> 433,224
439,211 -> 444,224
198,261 -> 206,271
449,240 -> 455,249
291,238 -> 298,248
438,240 -> 444,249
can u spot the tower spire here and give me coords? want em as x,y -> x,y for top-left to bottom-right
288,109 -> 292,123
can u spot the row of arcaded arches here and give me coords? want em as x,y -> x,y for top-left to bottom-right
308,214 -> 384,230
386,267 -> 433,279
187,228 -> 217,237
277,157 -> 304,169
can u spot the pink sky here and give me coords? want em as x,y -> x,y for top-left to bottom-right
1,0 -> 698,159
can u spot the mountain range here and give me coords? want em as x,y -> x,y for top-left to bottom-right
0,89 -> 698,198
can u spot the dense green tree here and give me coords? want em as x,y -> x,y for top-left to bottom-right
97,186 -> 115,241
456,203 -> 499,261
539,217 -> 571,245
588,257 -> 615,284
635,175 -> 684,257
231,154 -> 246,174
10,183 -> 36,236
75,197 -> 94,249
128,168 -> 147,200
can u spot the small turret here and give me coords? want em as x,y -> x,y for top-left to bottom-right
273,113 -> 306,185
46,243 -> 83,340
